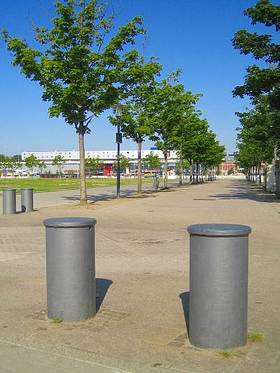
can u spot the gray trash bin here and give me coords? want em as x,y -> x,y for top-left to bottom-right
187,224 -> 251,349
44,217 -> 97,322
3,189 -> 16,214
21,188 -> 33,212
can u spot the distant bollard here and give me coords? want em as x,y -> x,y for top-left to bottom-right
187,224 -> 251,349
3,189 -> 16,214
44,217 -> 97,322
21,188 -> 33,212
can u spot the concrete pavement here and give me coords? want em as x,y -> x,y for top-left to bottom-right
0,179 -> 279,372
0,180 -> 177,210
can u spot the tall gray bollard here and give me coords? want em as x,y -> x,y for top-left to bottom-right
187,224 -> 251,349
3,189 -> 16,214
44,217 -> 97,322
21,188 -> 34,212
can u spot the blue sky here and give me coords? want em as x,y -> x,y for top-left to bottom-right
0,0 -> 271,155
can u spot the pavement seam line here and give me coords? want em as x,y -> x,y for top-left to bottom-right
0,338 -> 131,373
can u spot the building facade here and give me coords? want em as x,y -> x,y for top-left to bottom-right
21,149 -> 178,176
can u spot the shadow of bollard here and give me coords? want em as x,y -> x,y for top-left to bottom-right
179,291 -> 190,337
96,278 -> 113,311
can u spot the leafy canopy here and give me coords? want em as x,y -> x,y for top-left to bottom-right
143,153 -> 161,170
233,0 -> 280,110
3,0 -> 149,134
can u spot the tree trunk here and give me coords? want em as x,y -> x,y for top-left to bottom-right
164,151 -> 168,188
79,131 -> 87,205
137,139 -> 142,194
264,164 -> 267,191
190,161 -> 193,183
179,149 -> 183,186
258,163 -> 262,185
196,163 -> 199,184
275,160 -> 280,199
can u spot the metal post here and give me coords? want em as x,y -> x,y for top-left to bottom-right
3,189 -> 16,214
116,124 -> 121,198
44,217 -> 97,322
187,224 -> 251,349
21,188 -> 33,212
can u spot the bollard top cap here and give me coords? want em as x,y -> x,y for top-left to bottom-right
187,224 -> 251,237
43,217 -> 97,228
21,188 -> 33,191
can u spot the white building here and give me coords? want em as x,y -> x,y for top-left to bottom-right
21,149 -> 178,176
22,149 -> 177,163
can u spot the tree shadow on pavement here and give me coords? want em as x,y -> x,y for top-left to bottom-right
96,278 -> 113,312
179,292 -> 190,338
209,181 -> 278,203
61,190 -> 158,203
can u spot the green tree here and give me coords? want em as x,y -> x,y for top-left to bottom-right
3,0 -> 149,204
143,153 -> 161,174
233,1 -> 280,111
85,157 -> 103,176
236,97 -> 274,183
24,154 -> 39,174
0,156 -> 20,176
149,78 -> 200,187
175,159 -> 190,177
52,155 -> 65,177
109,60 -> 162,194
113,155 -> 130,174
38,160 -> 47,176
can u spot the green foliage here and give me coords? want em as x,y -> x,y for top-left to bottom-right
233,0 -> 280,110
50,317 -> 63,324
2,0 -> 150,202
85,157 -> 103,175
0,155 -> 20,171
176,159 -> 190,171
218,350 -> 235,359
113,155 -> 130,172
149,78 -> 200,153
38,161 -> 47,173
143,154 -> 161,170
236,97 -> 275,169
52,155 -> 65,176
148,78 -> 224,171
248,332 -> 264,342
233,1 -> 279,172
109,60 -> 162,143
52,155 -> 65,166
24,154 -> 39,169
2,1 -> 147,133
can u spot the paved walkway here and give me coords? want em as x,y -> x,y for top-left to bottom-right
0,180 -> 177,210
0,179 -> 279,372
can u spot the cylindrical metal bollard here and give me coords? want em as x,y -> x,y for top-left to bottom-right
21,188 -> 34,212
43,217 -> 97,322
187,224 -> 251,349
2,189 -> 16,214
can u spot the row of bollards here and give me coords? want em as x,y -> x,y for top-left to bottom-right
2,188 -> 33,214
43,218 -> 251,349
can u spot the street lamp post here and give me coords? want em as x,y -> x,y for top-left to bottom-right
114,105 -> 123,198
116,124 -> 122,198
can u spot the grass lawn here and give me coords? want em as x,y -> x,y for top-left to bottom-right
0,177 -> 153,193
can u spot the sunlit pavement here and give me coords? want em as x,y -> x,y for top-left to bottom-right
0,179 -> 279,372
